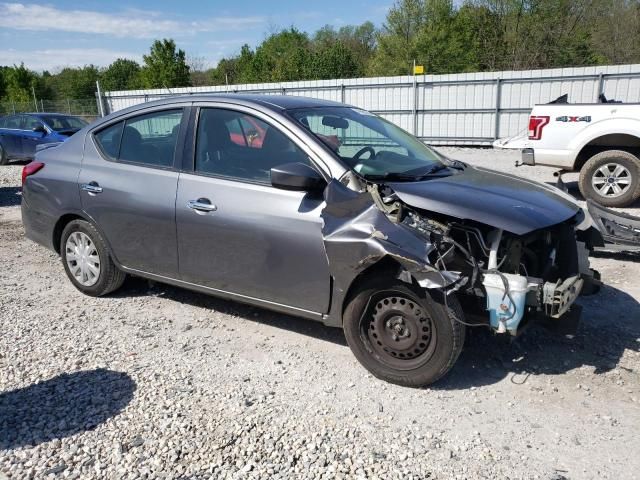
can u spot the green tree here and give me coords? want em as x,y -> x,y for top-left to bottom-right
2,64 -> 38,103
588,0 -> 640,64
250,29 -> 312,82
46,66 -> 100,99
368,0 -> 427,75
100,59 -> 142,91
140,39 -> 191,89
312,41 -> 360,79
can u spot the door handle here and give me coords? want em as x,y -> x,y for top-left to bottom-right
187,198 -> 217,213
81,182 -> 103,195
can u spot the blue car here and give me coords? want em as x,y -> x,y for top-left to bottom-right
0,113 -> 88,164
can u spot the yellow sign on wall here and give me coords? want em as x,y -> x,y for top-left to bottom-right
413,65 -> 425,75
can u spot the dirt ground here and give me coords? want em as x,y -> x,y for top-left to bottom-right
0,148 -> 639,479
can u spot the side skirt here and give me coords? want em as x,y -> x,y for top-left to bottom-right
119,266 -> 330,325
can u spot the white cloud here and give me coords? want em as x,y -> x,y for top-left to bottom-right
0,3 -> 265,39
0,48 -> 142,71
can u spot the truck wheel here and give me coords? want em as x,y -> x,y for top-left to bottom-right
579,150 -> 640,207
0,143 -> 8,165
343,278 -> 465,387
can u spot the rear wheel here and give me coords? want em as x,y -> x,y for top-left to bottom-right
60,219 -> 125,296
343,278 -> 465,387
579,150 -> 640,207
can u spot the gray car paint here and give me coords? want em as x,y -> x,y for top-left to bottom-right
176,173 -> 330,313
78,109 -> 186,277
21,94 -> 592,329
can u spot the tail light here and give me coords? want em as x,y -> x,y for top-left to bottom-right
528,116 -> 550,140
22,162 -> 45,186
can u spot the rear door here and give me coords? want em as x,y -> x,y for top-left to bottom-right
79,106 -> 189,277
175,105 -> 331,313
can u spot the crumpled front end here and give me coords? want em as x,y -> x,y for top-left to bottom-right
321,179 -> 601,335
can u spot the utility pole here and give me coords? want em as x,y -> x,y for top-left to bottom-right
95,81 -> 105,117
32,86 -> 38,112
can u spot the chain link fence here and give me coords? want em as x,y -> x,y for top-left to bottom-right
0,98 -> 99,122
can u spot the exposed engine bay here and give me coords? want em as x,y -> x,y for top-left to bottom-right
321,176 -> 602,335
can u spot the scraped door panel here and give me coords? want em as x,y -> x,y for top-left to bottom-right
176,174 -> 331,313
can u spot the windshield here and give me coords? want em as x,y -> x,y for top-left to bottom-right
39,115 -> 87,132
287,106 -> 447,179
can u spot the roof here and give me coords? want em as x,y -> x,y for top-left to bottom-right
127,94 -> 348,113
91,94 -> 353,130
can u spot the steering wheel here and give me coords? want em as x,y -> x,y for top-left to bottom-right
352,146 -> 375,161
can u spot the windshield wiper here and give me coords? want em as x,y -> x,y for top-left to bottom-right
363,164 -> 450,182
363,172 -> 423,181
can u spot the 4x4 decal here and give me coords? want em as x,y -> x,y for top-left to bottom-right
556,115 -> 591,123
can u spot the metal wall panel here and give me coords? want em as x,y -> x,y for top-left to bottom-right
102,64 -> 640,146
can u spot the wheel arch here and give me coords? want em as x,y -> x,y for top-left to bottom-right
340,256 -> 408,320
52,212 -> 119,266
574,133 -> 640,171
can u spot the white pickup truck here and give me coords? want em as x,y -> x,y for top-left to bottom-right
494,96 -> 640,208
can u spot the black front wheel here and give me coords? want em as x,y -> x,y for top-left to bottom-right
343,278 -> 465,387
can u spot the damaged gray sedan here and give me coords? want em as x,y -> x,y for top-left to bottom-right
21,95 -> 603,386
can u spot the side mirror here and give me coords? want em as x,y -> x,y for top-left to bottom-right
271,162 -> 326,192
32,124 -> 47,135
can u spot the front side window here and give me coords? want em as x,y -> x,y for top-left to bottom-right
195,108 -> 309,182
93,109 -> 183,167
22,116 -> 43,130
288,107 -> 447,180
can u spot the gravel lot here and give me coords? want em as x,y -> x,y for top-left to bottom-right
1,148 -> 639,479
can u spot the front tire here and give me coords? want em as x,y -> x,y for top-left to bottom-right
343,278 -> 465,387
579,150 -> 640,207
60,220 -> 125,296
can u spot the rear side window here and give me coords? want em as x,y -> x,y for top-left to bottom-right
94,122 -> 124,160
93,109 -> 183,167
4,116 -> 21,129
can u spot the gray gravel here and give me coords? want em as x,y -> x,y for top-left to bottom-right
1,150 -> 639,479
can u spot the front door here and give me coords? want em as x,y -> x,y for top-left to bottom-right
20,115 -> 50,158
78,108 -> 187,277
176,107 -> 331,313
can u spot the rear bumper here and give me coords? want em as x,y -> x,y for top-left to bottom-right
21,196 -> 56,251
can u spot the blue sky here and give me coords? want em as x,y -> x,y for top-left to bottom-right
0,1 -> 391,72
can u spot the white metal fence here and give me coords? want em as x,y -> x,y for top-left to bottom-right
100,64 -> 640,146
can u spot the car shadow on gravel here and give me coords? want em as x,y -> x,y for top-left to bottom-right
0,369 -> 135,450
0,186 -> 21,207
115,277 -> 348,346
436,284 -> 640,390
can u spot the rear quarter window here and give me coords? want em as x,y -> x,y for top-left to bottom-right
94,122 -> 124,160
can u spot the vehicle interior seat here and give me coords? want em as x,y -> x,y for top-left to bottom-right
120,126 -> 161,165
197,117 -> 239,175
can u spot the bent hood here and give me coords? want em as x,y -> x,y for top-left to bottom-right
388,166 -> 579,235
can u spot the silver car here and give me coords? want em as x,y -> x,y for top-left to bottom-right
21,95 -> 602,386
